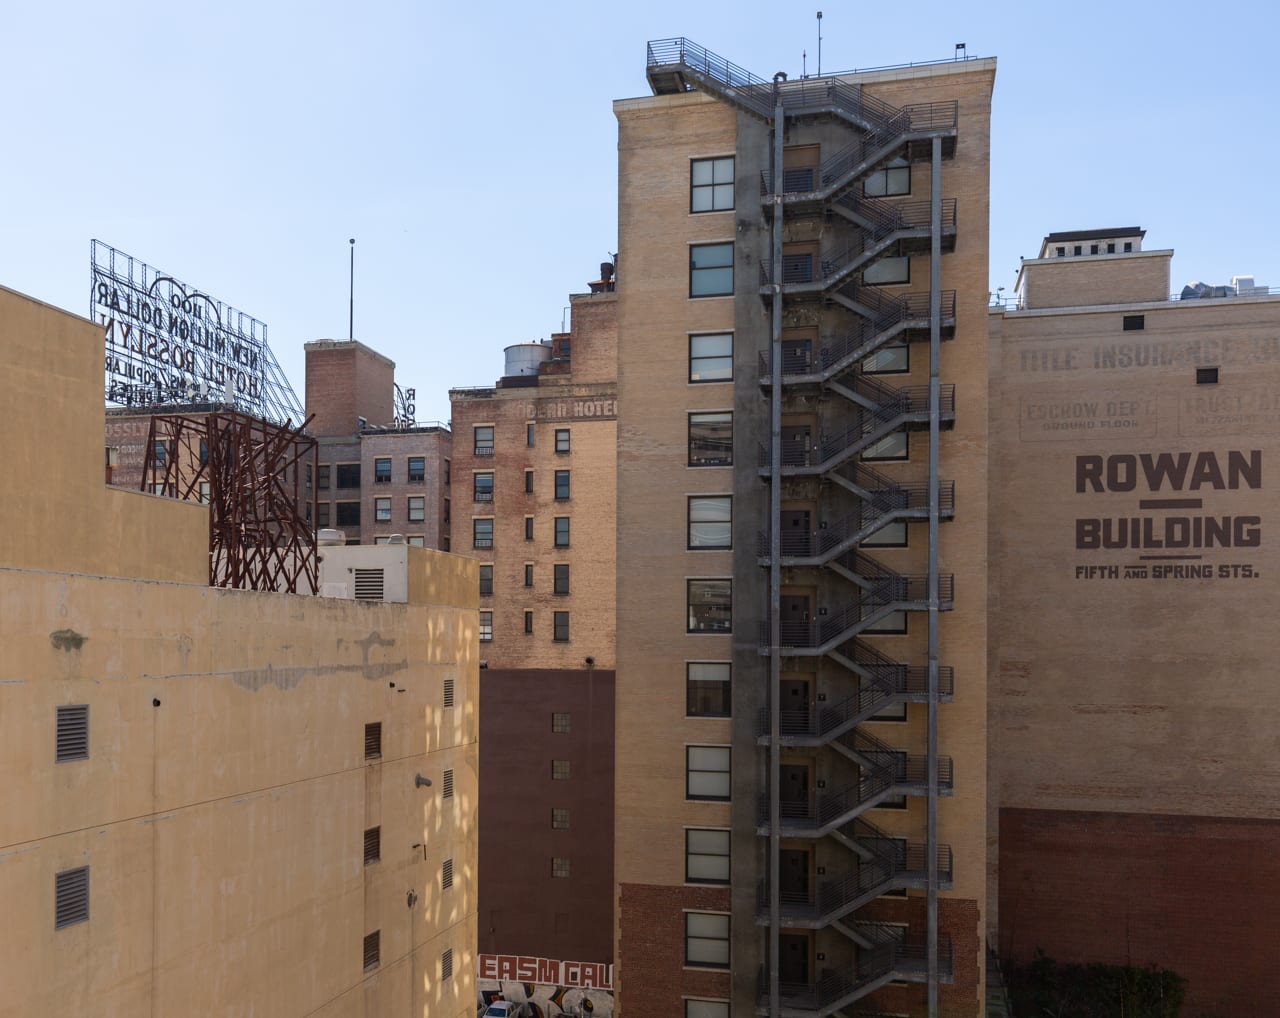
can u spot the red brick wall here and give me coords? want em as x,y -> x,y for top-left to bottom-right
857,896 -> 982,1018
1000,807 -> 1280,1016
304,341 -> 394,437
617,883 -> 731,1014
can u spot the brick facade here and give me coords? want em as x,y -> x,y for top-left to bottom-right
478,668 -> 615,964
999,808 -> 1278,1016
304,340 -> 393,436
617,883 -> 732,1012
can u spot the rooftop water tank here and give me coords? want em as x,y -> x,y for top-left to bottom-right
503,342 -> 551,377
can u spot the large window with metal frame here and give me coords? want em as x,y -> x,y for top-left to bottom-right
689,333 -> 733,383
862,432 -> 908,461
686,745 -> 730,801
688,412 -> 732,466
473,426 -> 494,456
686,662 -> 731,717
864,155 -> 910,197
690,157 -> 734,213
864,255 -> 910,286
686,828 -> 730,884
684,912 -> 730,968
690,243 -> 733,298
688,496 -> 732,549
374,458 -> 391,484
687,579 -> 731,633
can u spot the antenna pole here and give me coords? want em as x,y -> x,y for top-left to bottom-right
817,11 -> 823,76
348,238 -> 355,342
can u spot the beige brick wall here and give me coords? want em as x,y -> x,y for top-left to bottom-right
1020,251 -> 1171,309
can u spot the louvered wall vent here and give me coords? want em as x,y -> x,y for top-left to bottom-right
363,930 -> 380,971
442,769 -> 454,798
443,678 -> 455,709
442,947 -> 454,980
352,568 -> 385,601
55,866 -> 89,929
364,722 -> 382,760
364,827 -> 381,865
56,705 -> 89,762
442,857 -> 453,889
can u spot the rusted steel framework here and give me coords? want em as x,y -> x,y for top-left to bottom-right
142,412 -> 318,593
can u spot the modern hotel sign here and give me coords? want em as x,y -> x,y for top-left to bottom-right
91,240 -> 302,423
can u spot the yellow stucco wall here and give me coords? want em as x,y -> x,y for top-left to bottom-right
0,284 -> 478,1017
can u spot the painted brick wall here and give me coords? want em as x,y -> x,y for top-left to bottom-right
999,807 -> 1280,1016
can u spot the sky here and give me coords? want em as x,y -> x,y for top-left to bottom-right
4,0 -> 1279,425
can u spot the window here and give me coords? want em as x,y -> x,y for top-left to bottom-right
153,440 -> 168,465
689,333 -> 733,383
1123,314 -> 1145,331
336,463 -> 360,488
553,611 -> 570,642
374,497 -> 391,522
685,912 -> 730,968
474,426 -> 494,456
442,948 -> 453,981
552,712 -> 571,734
408,535 -> 425,547
863,520 -> 908,547
863,432 -> 908,461
686,745 -> 730,800
364,722 -> 382,760
336,501 -> 360,527
690,243 -> 734,298
479,611 -> 493,642
686,1002 -> 730,1018
408,496 -> 425,522
443,678 -> 455,708
55,866 -> 90,930
867,610 -> 908,635
473,518 -> 494,548
374,458 -> 391,484
474,472 -> 494,502
364,826 -> 381,865
869,700 -> 908,722
1073,245 -> 1083,256
408,456 -> 425,482
554,517 -> 570,547
318,464 -> 330,490
688,412 -> 732,466
687,663 -> 731,717
552,759 -> 571,780
363,931 -> 380,972
1055,246 -> 1066,257
200,439 -> 209,467
525,517 -> 535,541
863,342 -> 909,374
555,470 -> 570,500
55,704 -> 89,762
524,610 -> 534,634
1107,242 -> 1116,253
687,579 -> 732,633
543,856 -> 569,879
1124,241 -> 1133,252
316,502 -> 330,527
864,255 -> 909,285
442,857 -> 454,890
555,428 -> 571,453
527,423 -> 536,447
688,496 -> 732,548
442,498 -> 450,523
1090,244 -> 1100,255
444,459 -> 451,485
691,156 -> 734,212
374,536 -> 392,545
864,155 -> 910,197
552,807 -> 570,830
686,829 -> 730,884
1197,367 -> 1220,385
553,564 -> 569,595
479,565 -> 493,597
525,470 -> 534,494
303,496 -> 309,521
443,768 -> 454,797
524,564 -> 534,587
875,794 -> 908,810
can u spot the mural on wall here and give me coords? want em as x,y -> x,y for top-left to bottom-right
478,954 -> 613,1018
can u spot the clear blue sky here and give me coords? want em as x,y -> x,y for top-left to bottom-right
4,0 -> 1278,424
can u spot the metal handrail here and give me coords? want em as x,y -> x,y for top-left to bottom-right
757,934 -> 954,1009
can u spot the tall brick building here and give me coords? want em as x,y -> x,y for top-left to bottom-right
450,282 -> 618,969
989,229 -> 1280,1016
612,39 -> 995,1018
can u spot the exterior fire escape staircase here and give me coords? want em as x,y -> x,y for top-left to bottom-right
645,37 -> 961,1017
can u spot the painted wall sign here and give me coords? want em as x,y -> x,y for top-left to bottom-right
1073,449 -> 1262,581
91,240 -> 303,424
478,954 -> 612,989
